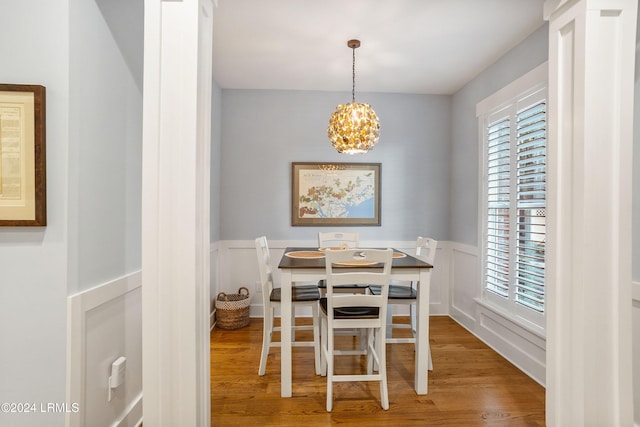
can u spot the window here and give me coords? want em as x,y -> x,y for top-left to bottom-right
477,63 -> 547,329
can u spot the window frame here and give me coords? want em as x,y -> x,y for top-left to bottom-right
476,62 -> 548,332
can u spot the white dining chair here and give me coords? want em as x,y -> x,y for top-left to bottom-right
317,231 -> 368,348
369,236 -> 437,370
255,236 -> 321,376
320,248 -> 393,411
318,231 -> 359,249
317,231 -> 367,292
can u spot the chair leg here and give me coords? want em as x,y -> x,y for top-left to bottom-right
386,306 -> 394,337
410,303 -> 417,347
291,308 -> 296,343
320,316 -> 328,377
376,326 -> 389,410
258,307 -> 273,376
326,322 -> 334,412
366,329 -> 375,374
312,303 -> 321,375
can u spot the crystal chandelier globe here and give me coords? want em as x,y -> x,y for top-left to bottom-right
327,39 -> 380,154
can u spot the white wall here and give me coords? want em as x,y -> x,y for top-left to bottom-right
0,1 -> 70,426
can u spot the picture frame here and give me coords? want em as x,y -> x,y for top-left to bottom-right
291,162 -> 381,226
0,84 -> 46,226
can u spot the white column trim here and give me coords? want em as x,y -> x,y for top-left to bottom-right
544,0 -> 637,425
142,0 -> 213,425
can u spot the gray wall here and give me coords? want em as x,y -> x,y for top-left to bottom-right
449,24 -> 549,246
211,79 -> 222,242
0,1 -> 70,426
68,0 -> 143,294
220,90 -> 450,241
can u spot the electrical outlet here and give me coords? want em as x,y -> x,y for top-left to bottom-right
255,280 -> 262,294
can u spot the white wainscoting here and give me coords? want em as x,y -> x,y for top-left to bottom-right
66,272 -> 143,427
210,241 -> 220,330
447,242 -> 546,386
633,281 -> 640,427
448,242 -> 480,330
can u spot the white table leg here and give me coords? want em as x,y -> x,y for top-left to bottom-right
414,268 -> 431,394
280,269 -> 293,397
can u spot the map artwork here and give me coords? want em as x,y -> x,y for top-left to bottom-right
298,169 -> 376,219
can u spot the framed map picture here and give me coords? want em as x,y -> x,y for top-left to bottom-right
291,162 -> 380,226
0,84 -> 46,226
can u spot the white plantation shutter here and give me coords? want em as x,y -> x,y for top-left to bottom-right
485,118 -> 511,298
515,102 -> 546,312
478,70 -> 547,327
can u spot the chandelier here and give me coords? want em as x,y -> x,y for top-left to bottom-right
327,39 -> 380,154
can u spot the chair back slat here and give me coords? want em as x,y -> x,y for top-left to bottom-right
325,248 -> 392,315
318,232 -> 359,249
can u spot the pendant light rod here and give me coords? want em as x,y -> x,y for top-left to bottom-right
347,39 -> 360,103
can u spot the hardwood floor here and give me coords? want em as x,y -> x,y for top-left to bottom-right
211,316 -> 545,426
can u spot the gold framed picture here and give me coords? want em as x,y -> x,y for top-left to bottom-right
291,162 -> 381,226
0,84 -> 46,226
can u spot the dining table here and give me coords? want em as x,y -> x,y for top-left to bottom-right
277,246 -> 433,398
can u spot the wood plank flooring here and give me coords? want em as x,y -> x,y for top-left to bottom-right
211,316 -> 545,426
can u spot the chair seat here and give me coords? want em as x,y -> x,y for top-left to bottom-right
320,298 -> 380,318
369,284 -> 417,299
317,279 -> 369,289
270,285 -> 320,302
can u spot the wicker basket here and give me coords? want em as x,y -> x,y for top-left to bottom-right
215,287 -> 250,330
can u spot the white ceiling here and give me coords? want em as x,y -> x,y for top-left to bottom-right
212,0 -> 546,95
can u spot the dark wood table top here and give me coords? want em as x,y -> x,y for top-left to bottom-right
277,247 -> 433,270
